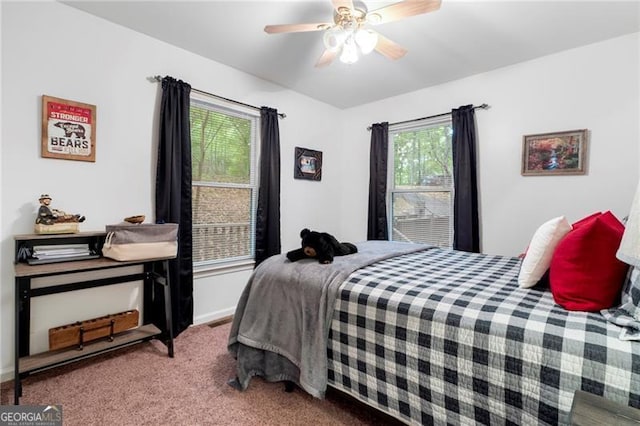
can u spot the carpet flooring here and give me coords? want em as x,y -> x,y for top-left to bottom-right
1,321 -> 401,425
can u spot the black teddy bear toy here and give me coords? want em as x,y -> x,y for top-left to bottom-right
286,228 -> 358,264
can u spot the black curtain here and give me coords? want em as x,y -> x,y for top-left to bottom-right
367,122 -> 389,240
254,107 -> 281,266
451,105 -> 480,252
155,76 -> 194,337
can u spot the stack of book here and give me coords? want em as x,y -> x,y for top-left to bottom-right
28,244 -> 99,265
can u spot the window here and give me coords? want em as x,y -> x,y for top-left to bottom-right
190,97 -> 258,267
388,118 -> 454,248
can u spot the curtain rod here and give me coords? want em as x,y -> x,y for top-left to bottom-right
149,75 -> 286,119
366,103 -> 489,131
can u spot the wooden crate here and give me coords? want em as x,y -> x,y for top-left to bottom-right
48,310 -> 139,350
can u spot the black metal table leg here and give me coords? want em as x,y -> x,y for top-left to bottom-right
14,277 -> 31,405
162,260 -> 174,358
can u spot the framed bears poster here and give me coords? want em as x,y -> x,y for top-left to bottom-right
41,95 -> 97,162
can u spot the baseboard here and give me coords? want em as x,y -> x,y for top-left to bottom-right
1,368 -> 12,384
193,307 -> 235,326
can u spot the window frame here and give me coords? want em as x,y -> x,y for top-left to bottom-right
190,94 -> 260,272
387,116 -> 454,248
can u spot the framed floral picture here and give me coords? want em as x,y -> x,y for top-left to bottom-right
294,147 -> 322,181
521,129 -> 588,176
41,95 -> 96,162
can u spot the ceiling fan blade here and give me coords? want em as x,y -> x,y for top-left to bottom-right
315,49 -> 337,68
368,0 -> 441,25
264,23 -> 330,34
332,0 -> 354,12
374,33 -> 408,60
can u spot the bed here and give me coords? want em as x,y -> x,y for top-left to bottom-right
228,241 -> 640,425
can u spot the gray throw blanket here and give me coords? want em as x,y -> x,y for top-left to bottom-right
228,240 -> 430,398
601,267 -> 640,340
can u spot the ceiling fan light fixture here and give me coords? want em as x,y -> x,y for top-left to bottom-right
355,29 -> 378,54
323,26 -> 346,52
339,37 -> 359,64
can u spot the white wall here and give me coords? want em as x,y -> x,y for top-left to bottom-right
0,2 -> 342,380
339,32 -> 640,256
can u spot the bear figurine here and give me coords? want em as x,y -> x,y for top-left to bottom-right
286,228 -> 358,264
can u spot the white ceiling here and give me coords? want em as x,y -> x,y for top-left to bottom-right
63,1 -> 640,109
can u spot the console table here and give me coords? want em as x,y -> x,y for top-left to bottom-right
13,232 -> 175,405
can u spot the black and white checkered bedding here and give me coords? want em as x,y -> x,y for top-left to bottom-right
327,248 -> 640,425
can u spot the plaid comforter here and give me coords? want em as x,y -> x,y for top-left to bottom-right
327,248 -> 640,425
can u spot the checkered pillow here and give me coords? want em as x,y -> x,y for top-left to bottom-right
601,266 -> 640,340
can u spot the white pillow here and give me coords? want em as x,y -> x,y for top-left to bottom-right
518,216 -> 572,288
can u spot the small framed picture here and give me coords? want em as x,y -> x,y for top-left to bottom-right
521,129 -> 588,176
42,95 -> 96,162
294,147 -> 322,181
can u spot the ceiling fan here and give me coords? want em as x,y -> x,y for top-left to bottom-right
264,0 -> 442,67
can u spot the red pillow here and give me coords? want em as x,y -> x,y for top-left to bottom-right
549,211 -> 627,311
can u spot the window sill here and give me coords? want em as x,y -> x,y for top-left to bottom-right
194,259 -> 255,278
